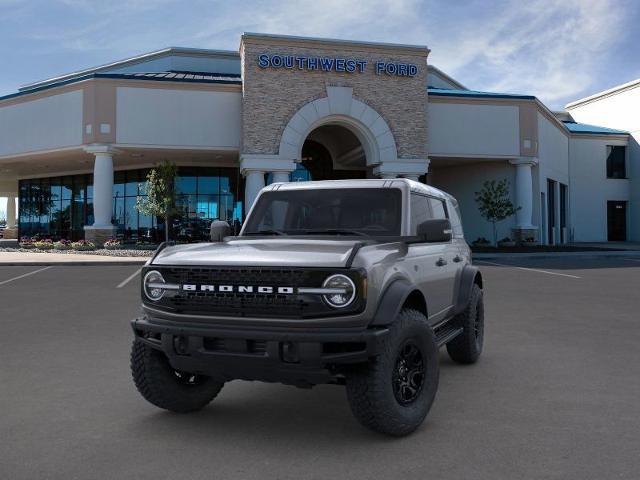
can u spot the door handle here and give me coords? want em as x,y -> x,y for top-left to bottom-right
436,257 -> 447,267
453,255 -> 462,263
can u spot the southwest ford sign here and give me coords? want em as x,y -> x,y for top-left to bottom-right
257,54 -> 418,77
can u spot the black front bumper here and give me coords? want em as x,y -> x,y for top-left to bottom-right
131,317 -> 388,386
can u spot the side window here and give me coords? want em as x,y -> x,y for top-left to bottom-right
429,198 -> 448,220
606,145 -> 626,179
447,198 -> 464,238
410,194 -> 432,234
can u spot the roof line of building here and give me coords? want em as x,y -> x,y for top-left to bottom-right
428,88 -> 535,100
428,88 -> 629,138
19,46 -> 240,92
241,32 -> 430,54
565,77 -> 640,109
427,65 -> 467,90
1,72 -> 242,103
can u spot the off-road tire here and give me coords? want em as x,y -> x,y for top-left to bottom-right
446,283 -> 484,364
345,309 -> 439,436
131,340 -> 224,413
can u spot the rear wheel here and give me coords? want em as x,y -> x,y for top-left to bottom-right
446,283 -> 484,364
345,309 -> 439,436
131,340 -> 224,413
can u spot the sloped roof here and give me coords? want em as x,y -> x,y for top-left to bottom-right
428,87 -> 535,100
562,121 -> 628,135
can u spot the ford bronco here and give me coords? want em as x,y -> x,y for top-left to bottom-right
130,179 -> 484,436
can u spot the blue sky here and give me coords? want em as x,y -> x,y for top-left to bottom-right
1,0 -> 639,218
1,0 -> 639,108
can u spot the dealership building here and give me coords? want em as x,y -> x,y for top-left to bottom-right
0,33 -> 637,244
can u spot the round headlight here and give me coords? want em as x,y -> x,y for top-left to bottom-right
322,274 -> 356,308
143,270 -> 166,301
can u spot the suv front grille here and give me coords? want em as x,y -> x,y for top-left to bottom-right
146,267 -> 364,319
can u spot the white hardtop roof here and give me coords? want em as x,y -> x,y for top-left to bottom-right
264,178 -> 449,199
566,77 -> 640,109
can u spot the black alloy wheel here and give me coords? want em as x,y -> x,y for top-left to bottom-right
392,341 -> 425,405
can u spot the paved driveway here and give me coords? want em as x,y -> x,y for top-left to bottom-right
1,257 -> 639,479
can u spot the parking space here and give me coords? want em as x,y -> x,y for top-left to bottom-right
1,258 -> 640,479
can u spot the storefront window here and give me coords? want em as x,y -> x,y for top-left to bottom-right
18,167 -> 243,242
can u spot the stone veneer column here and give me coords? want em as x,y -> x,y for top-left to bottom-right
509,157 -> 538,241
84,145 -> 117,245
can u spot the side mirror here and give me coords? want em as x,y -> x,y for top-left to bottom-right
416,219 -> 452,243
210,220 -> 231,242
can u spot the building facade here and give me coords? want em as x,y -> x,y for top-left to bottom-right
0,33 -> 636,244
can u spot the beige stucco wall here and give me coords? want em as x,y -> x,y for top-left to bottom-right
240,35 -> 429,160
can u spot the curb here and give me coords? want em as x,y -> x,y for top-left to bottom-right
0,260 -> 149,266
473,250 -> 640,260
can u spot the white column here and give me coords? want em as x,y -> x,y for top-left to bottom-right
271,171 -> 290,184
244,170 -> 265,212
509,158 -> 538,229
373,158 -> 430,180
91,151 -> 114,227
6,195 -> 16,229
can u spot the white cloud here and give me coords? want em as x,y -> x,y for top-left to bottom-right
4,0 -> 635,109
424,0 -> 631,107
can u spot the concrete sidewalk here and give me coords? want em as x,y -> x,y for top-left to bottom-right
0,251 -> 150,266
474,250 -> 640,260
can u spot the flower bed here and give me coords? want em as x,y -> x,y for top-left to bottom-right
70,240 -> 96,251
54,239 -> 72,250
103,238 -> 123,250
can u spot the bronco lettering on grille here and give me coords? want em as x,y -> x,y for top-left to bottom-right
182,284 -> 295,294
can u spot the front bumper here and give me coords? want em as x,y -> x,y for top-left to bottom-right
131,316 -> 389,386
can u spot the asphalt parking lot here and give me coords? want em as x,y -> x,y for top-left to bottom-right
2,257 -> 640,479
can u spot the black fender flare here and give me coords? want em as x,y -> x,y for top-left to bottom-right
369,278 -> 420,326
454,265 -> 483,315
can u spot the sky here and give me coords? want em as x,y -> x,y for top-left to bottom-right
1,0 -> 640,218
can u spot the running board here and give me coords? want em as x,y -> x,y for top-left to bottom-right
435,326 -> 463,347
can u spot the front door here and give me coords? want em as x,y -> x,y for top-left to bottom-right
607,201 -> 627,241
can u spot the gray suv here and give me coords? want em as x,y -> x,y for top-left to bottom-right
130,179 -> 484,436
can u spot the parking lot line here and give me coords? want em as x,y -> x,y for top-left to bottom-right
0,266 -> 52,286
476,260 -> 581,279
116,268 -> 141,289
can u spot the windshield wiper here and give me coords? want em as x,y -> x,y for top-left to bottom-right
244,229 -> 286,236
301,228 -> 368,236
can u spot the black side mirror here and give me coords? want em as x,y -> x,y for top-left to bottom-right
416,219 -> 452,242
210,220 -> 231,242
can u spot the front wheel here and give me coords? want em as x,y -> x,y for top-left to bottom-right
131,340 -> 224,413
345,309 -> 439,436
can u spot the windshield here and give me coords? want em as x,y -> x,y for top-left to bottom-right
242,188 -> 402,236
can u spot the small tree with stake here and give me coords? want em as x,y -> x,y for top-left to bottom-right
474,179 -> 519,246
136,161 -> 178,243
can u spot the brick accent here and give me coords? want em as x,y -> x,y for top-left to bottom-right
240,35 -> 429,160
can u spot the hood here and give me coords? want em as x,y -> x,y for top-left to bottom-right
151,238 -> 363,268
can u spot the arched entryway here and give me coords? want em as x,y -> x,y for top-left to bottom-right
298,124 -> 368,181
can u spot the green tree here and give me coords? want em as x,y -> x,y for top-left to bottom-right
136,161 -> 178,243
474,179 -> 519,246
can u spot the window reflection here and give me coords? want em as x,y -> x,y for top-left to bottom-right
18,167 -> 243,242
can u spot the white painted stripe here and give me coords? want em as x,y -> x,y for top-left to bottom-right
117,268 -> 141,289
476,260 -> 581,279
0,266 -> 52,286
